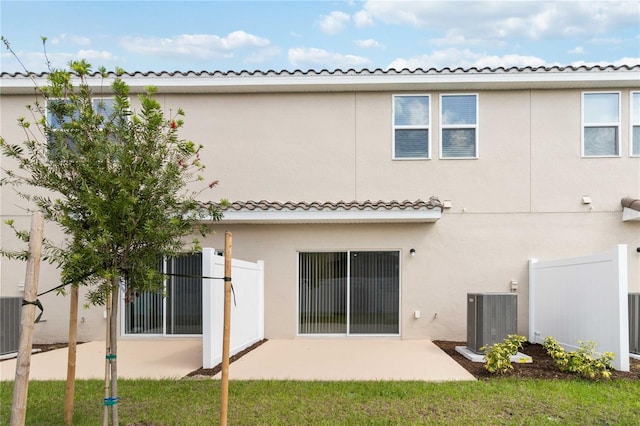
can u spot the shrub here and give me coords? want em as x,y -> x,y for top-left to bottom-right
481,334 -> 526,374
542,337 -> 615,379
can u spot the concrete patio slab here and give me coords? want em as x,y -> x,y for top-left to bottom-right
0,339 -> 202,381
1,339 -> 475,382
213,339 -> 476,381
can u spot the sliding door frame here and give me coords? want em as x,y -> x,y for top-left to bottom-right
296,249 -> 402,337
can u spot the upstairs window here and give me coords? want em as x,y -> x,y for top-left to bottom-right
632,92 -> 640,157
47,98 -> 116,129
440,94 -> 478,158
582,92 -> 620,157
47,97 -> 116,154
393,95 -> 430,159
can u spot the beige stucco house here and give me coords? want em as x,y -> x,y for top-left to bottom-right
1,65 -> 639,344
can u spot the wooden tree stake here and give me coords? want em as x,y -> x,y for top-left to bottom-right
10,211 -> 44,426
220,231 -> 232,426
64,285 -> 79,425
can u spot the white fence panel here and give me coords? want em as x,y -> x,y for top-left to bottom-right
202,248 -> 264,369
529,245 -> 629,371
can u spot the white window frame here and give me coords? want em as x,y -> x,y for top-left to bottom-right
581,91 -> 621,158
631,91 -> 640,157
439,93 -> 479,159
392,94 -> 431,160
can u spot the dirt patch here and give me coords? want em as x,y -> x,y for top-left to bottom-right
432,340 -> 640,380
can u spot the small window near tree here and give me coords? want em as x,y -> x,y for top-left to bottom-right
632,92 -> 640,157
582,92 -> 620,157
393,95 -> 430,159
47,97 -> 116,129
440,94 -> 478,158
47,98 -> 116,154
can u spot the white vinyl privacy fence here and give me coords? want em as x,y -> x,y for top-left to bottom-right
529,245 -> 629,371
202,248 -> 264,369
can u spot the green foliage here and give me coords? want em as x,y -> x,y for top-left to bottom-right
0,41 -> 223,304
543,337 -> 615,379
481,334 -> 526,374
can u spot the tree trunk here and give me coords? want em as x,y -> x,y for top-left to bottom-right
103,292 -> 111,426
109,276 -> 119,426
64,285 -> 79,425
10,211 -> 44,426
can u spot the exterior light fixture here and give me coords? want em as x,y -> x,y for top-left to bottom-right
409,248 -> 416,257
581,196 -> 592,204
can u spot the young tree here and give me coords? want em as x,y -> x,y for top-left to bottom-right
1,39 -> 223,425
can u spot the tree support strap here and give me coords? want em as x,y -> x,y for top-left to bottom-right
22,299 -> 44,323
103,397 -> 119,406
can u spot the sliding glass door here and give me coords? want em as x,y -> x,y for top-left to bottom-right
124,252 -> 202,335
298,251 -> 399,335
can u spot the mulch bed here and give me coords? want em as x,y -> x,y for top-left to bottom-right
186,339 -> 268,378
432,340 -> 640,380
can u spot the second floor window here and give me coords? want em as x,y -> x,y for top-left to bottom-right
47,98 -> 116,154
440,94 -> 478,158
582,92 -> 620,157
47,98 -> 116,129
393,95 -> 430,159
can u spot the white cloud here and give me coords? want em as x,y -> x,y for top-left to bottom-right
317,11 -> 351,35
430,29 -> 503,48
288,47 -> 371,70
590,37 -> 625,46
244,46 -> 282,65
360,1 -> 639,42
569,46 -> 586,55
353,10 -> 374,27
355,39 -> 383,49
77,49 -> 117,61
0,48 -> 120,73
571,57 -> 640,67
120,31 -> 271,60
387,48 -> 549,70
49,34 -> 92,46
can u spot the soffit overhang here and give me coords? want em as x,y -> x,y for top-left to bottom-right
207,198 -> 443,224
2,65 -> 639,95
622,197 -> 640,222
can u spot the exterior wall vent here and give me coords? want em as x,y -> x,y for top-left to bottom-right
467,293 -> 517,354
630,293 -> 640,355
1,297 -> 22,355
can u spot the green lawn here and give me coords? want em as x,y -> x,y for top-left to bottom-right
2,379 -> 639,425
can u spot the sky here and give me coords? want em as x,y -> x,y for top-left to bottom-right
1,0 -> 639,74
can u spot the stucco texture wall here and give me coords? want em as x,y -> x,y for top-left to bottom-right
1,86 -> 638,342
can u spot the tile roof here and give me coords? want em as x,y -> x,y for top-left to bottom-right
201,198 -> 444,224
2,64 -> 639,78
212,198 -> 444,212
4,64 -> 636,95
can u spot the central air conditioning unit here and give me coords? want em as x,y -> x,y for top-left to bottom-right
630,293 -> 640,355
467,293 -> 517,354
1,297 -> 22,356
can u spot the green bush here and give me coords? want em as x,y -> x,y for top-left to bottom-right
481,334 -> 526,374
542,337 -> 615,379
